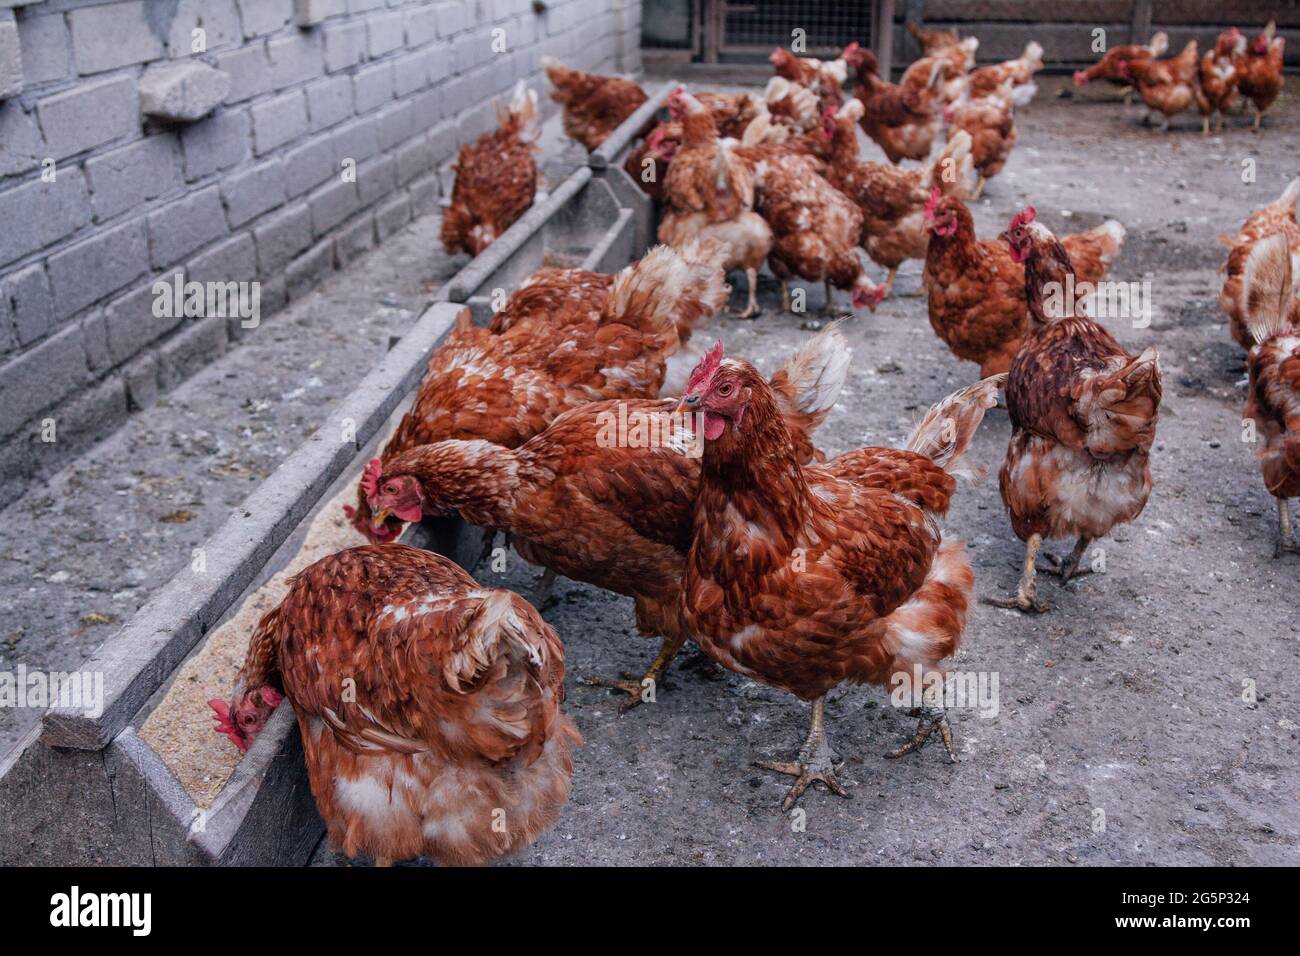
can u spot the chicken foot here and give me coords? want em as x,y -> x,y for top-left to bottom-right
1275,498 -> 1298,557
885,704 -> 958,763
1037,535 -> 1094,585
755,696 -> 850,811
533,567 -> 559,608
982,532 -> 1052,613
736,267 -> 761,319
581,631 -> 686,713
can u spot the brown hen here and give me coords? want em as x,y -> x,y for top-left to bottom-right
364,326 -> 852,711
210,544 -> 579,866
542,57 -> 647,151
348,243 -> 727,542
990,211 -> 1162,613
441,82 -> 539,257
678,347 -> 1003,808
923,194 -> 1126,376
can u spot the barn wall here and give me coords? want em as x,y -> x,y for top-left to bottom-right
0,0 -> 643,499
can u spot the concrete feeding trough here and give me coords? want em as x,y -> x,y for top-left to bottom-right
0,82 -> 673,866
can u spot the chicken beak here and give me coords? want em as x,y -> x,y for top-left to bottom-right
372,509 -> 392,531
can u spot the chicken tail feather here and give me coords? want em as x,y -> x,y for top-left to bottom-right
927,129 -> 975,198
769,321 -> 852,445
1240,231 -> 1295,344
906,373 -> 1006,480
604,241 -> 729,349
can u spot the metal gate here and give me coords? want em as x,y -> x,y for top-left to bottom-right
703,0 -> 883,59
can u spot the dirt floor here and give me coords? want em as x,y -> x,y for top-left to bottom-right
7,74 -> 1299,866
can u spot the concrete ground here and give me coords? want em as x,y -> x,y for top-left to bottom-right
7,74 -> 1299,866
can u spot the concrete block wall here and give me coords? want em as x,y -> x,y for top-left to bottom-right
0,0 -> 643,499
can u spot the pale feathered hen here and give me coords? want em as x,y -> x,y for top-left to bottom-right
210,545 -> 580,866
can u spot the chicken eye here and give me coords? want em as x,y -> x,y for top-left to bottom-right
717,383 -> 733,396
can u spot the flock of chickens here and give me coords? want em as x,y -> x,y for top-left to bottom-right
1072,22 -> 1286,133
204,26 -> 1299,868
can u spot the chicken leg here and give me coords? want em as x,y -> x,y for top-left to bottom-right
823,280 -> 836,315
882,266 -> 899,298
973,174 -> 987,200
1275,498 -> 1298,557
736,267 -> 760,318
1038,534 -> 1093,584
983,532 -> 1051,613
581,632 -> 686,713
885,703 -> 958,762
755,696 -> 850,811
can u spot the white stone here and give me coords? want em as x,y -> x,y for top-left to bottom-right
139,61 -> 231,124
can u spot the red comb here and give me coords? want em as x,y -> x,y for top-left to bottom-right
686,341 -> 724,395
360,457 -> 383,498
1009,207 -> 1036,230
924,187 -> 943,221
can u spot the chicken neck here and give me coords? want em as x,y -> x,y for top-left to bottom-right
384,440 -> 522,531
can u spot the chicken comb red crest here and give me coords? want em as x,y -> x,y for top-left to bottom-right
1009,207 -> 1036,231
360,457 -> 383,498
686,341 -> 724,395
924,187 -> 943,221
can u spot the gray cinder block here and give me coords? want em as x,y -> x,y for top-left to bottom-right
36,74 -> 138,160
251,89 -> 308,155
0,321 -> 90,439
305,75 -> 353,132
0,172 -> 92,269
16,13 -> 70,87
148,187 -> 230,268
216,45 -> 273,104
84,135 -> 185,222
296,0 -> 347,28
352,61 -> 394,114
181,107 -> 251,181
140,61 -> 233,123
221,158 -> 288,228
0,100 -> 44,178
237,0 -> 294,39
267,30 -> 324,91
321,20 -> 366,73
3,263 -> 56,347
253,201 -> 313,273
68,2 -> 165,74
308,176 -> 360,236
0,12 -> 22,100
48,219 -> 151,323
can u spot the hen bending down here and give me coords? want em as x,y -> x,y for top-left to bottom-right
441,82 -> 539,257
348,242 -> 728,542
362,326 -> 850,713
210,545 -> 579,866
678,344 -> 1004,808
989,211 -> 1162,613
1072,32 -> 1169,101
542,57 -> 648,151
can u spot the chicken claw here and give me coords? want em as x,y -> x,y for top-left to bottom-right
1275,499 -> 1299,558
982,532 -> 1052,612
580,633 -> 685,713
755,697 -> 850,810
1037,535 -> 1094,585
735,267 -> 761,319
885,705 -> 958,762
